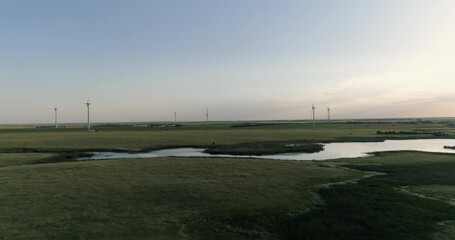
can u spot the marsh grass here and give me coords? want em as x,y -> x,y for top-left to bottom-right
1,122 -> 453,152
0,123 -> 455,239
205,142 -> 323,156
280,152 -> 455,240
0,153 -> 54,168
0,157 -> 360,239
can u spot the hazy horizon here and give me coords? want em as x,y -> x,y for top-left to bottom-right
1,0 -> 455,124
3,116 -> 455,126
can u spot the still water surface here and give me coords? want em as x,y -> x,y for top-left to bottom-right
82,139 -> 455,161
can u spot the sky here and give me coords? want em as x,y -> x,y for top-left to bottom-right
1,0 -> 454,124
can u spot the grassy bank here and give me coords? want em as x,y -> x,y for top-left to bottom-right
0,157 -> 360,239
205,142 -> 323,156
0,153 -> 54,168
281,152 -> 455,240
1,151 -> 454,239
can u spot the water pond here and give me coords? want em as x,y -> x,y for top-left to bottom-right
81,139 -> 455,161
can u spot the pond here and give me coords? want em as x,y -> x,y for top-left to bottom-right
81,139 -> 455,161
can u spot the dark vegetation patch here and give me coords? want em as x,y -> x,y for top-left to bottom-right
280,160 -> 455,240
0,149 -> 93,165
332,136 -> 425,143
186,212 -> 283,240
331,136 -> 387,142
0,148 -> 98,154
282,182 -> 454,240
205,142 -> 324,156
0,145 -> 207,154
345,162 -> 455,187
32,152 -> 93,164
333,133 -> 455,143
345,119 -> 434,124
187,154 -> 455,239
231,123 -> 284,128
377,130 -> 449,136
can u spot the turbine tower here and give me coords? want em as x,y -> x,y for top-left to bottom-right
84,99 -> 91,131
206,107 -> 209,124
327,107 -> 331,124
50,105 -> 58,128
174,112 -> 177,124
312,104 -> 316,127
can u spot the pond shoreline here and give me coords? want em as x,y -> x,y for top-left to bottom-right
79,139 -> 455,161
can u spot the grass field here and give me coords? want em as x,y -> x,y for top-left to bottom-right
0,156 -> 360,239
0,121 -> 454,152
0,120 -> 455,239
0,153 -> 54,167
286,152 -> 455,240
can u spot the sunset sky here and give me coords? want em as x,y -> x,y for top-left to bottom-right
1,0 -> 454,124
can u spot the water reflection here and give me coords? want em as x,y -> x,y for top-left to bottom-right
82,139 -> 455,161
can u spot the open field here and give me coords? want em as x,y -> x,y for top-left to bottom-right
0,121 -> 455,239
1,120 -> 454,152
0,156 -> 360,239
291,152 -> 455,240
0,153 -> 54,168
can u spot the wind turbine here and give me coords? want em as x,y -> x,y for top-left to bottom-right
206,107 -> 209,124
50,105 -> 58,128
84,99 -> 91,131
312,104 -> 316,127
327,107 -> 331,124
174,112 -> 177,124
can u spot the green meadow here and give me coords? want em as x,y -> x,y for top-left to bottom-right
1,120 -> 453,152
0,120 -> 454,239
